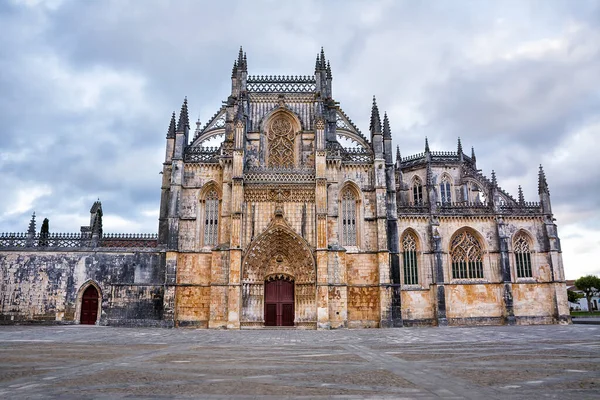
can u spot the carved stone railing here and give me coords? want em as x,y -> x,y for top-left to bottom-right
247,75 -> 316,93
184,146 -> 220,163
326,142 -> 374,164
0,232 -> 159,250
498,203 -> 542,215
100,233 -> 158,248
437,201 -> 495,215
244,167 -> 315,184
397,202 -> 430,214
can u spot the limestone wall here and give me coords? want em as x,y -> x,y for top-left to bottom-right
0,250 -> 166,326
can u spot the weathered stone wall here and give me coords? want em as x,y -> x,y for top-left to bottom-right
0,250 -> 167,326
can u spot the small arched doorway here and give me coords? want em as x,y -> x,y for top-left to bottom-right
80,285 -> 99,325
264,276 -> 294,326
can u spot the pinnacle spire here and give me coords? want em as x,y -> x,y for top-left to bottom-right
471,146 -> 476,162
320,47 -> 326,69
396,145 -> 401,162
315,54 -> 320,71
27,212 -> 36,235
425,137 -> 430,153
231,60 -> 237,77
518,185 -> 525,204
326,61 -> 332,80
237,46 -> 244,65
177,97 -> 189,132
167,112 -> 176,138
383,112 -> 391,138
426,160 -> 433,186
369,96 -> 381,133
491,170 -> 497,187
538,164 -> 549,194
457,137 -> 463,155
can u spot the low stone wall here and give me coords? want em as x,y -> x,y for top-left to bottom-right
0,249 -> 168,326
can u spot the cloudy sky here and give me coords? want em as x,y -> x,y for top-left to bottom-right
0,0 -> 598,278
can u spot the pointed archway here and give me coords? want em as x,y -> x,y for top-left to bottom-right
241,216 -> 316,327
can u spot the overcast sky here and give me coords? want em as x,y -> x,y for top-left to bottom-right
0,0 -> 598,279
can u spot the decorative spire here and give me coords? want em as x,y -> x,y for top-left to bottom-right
471,146 -> 476,163
326,61 -> 332,80
243,52 -> 247,70
27,212 -> 36,235
491,170 -> 497,187
315,54 -> 320,71
383,113 -> 392,138
396,145 -> 401,163
425,137 -> 430,153
538,164 -> 549,194
320,47 -> 326,69
177,97 -> 189,132
231,60 -> 237,77
457,137 -> 463,155
518,185 -> 525,204
369,96 -> 381,133
167,112 -> 176,139
237,46 -> 244,66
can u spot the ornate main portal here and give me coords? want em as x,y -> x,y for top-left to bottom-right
241,216 -> 317,328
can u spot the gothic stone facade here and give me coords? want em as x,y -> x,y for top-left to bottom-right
0,49 -> 570,328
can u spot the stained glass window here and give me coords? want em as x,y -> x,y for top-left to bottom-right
451,231 -> 484,279
341,189 -> 357,246
402,233 -> 418,285
204,190 -> 219,246
514,234 -> 532,278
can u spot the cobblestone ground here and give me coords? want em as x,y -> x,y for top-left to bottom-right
0,324 -> 598,399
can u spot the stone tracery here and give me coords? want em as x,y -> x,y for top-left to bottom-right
267,115 -> 295,168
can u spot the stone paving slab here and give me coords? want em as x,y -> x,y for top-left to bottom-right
0,324 -> 599,399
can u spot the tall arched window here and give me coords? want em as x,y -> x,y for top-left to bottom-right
514,234 -> 532,278
451,230 -> 484,279
203,189 -> 219,246
402,232 -> 418,285
412,177 -> 423,205
341,189 -> 357,246
440,176 -> 452,204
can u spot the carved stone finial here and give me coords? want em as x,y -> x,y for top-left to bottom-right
383,112 -> 391,139
167,112 -> 176,139
177,97 -> 189,132
370,96 -> 381,133
518,185 -> 525,204
538,164 -> 549,195
425,137 -> 430,153
27,212 -> 36,235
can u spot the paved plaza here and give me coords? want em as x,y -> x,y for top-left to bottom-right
0,324 -> 598,399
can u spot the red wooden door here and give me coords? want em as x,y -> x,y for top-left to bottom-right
264,279 -> 294,326
80,286 -> 99,325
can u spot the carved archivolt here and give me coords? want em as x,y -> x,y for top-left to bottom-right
242,218 -> 315,284
267,115 -> 295,168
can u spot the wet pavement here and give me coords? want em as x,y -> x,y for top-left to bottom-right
0,324 -> 599,399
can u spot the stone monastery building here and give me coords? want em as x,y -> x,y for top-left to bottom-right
0,48 -> 570,328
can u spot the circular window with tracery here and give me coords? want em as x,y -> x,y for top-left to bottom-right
267,116 -> 295,168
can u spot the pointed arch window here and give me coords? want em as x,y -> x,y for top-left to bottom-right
451,231 -> 484,279
440,176 -> 452,205
341,189 -> 357,246
203,189 -> 219,246
402,232 -> 418,285
412,177 -> 423,205
514,234 -> 532,278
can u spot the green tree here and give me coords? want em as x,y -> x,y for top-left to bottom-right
567,289 -> 583,304
38,218 -> 49,247
575,275 -> 600,312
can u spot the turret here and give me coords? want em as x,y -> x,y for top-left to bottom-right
538,164 -> 552,214
370,96 -> 383,158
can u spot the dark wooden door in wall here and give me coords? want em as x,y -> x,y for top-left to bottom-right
81,286 -> 99,325
264,279 -> 294,326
